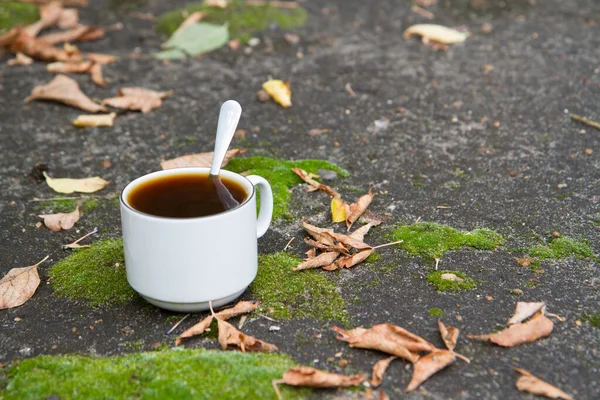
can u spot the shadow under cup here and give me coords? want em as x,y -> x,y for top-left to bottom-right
120,168 -> 261,313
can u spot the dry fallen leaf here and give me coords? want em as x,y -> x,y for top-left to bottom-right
161,149 -> 246,170
25,75 -> 107,112
38,205 -> 80,232
349,221 -> 381,242
370,356 -> 396,387
329,231 -> 372,251
6,52 -> 34,66
0,256 -> 49,310
57,8 -> 79,29
405,349 -> 456,392
508,302 -> 546,325
46,60 -> 93,73
262,79 -> 292,108
102,87 -> 173,113
72,113 -> 116,128
38,25 -> 89,45
514,368 -> 574,400
438,319 -> 458,351
467,310 -> 553,347
335,249 -> 374,269
291,168 -> 340,198
176,300 -> 259,345
403,24 -> 470,44
10,32 -> 77,62
89,63 -> 105,86
331,197 -> 347,223
44,171 -> 109,194
85,52 -> 117,64
346,189 -> 374,230
515,256 -> 534,268
333,324 -> 435,363
205,0 -> 228,7
23,1 -> 63,37
293,251 -> 340,271
217,317 -> 278,352
282,366 -> 365,388
301,221 -> 336,247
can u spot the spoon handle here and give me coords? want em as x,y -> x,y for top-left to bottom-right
210,100 -> 242,176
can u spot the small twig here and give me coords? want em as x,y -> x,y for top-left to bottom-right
272,379 -> 284,400
436,205 -> 451,209
283,237 -> 295,251
372,239 -> 403,250
434,258 -> 440,270
454,352 -> 471,363
258,313 -> 277,322
344,82 -> 356,97
414,216 -> 422,225
411,5 -> 434,19
238,315 -> 248,329
246,0 -> 298,8
62,227 -> 98,249
30,196 -> 88,202
570,113 -> 600,130
546,312 -> 566,322
166,313 -> 190,335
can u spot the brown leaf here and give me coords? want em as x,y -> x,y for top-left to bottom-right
293,251 -> 340,271
282,366 -> 365,388
85,52 -> 117,64
76,26 -> 105,42
0,27 -> 21,47
46,60 -> 92,73
38,205 -> 80,232
217,317 -> 278,352
9,32 -> 76,62
514,368 -> 574,400
89,63 -> 105,87
303,237 -> 341,252
333,324 -> 435,363
291,168 -> 340,198
24,74 -> 107,112
349,221 -> 381,242
507,302 -> 546,325
329,232 -> 372,251
0,256 -> 49,310
515,257 -> 534,268
370,356 -> 396,387
176,300 -> 259,345
335,249 -> 373,269
102,87 -> 173,113
38,25 -> 91,45
23,1 -> 63,37
161,149 -> 246,170
346,189 -> 374,229
7,52 -> 33,66
467,311 -> 553,347
57,8 -> 79,29
72,113 -> 116,128
405,349 -> 456,392
301,220 -> 336,247
119,87 -> 173,99
438,319 -> 459,351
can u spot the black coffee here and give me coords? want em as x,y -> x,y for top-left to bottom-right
127,173 -> 247,218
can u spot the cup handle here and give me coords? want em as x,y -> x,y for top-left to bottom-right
246,175 -> 273,238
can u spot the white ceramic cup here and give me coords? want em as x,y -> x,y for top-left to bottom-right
120,167 -> 273,312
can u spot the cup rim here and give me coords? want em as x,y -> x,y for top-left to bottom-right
120,167 -> 255,221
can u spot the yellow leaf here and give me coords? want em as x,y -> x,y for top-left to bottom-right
403,24 -> 470,44
43,171 -> 109,194
73,113 -> 116,128
262,79 -> 291,108
331,198 -> 347,222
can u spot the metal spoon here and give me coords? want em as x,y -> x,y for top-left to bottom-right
210,100 -> 242,210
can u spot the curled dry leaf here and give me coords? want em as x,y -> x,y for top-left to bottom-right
38,205 -> 80,232
176,300 -> 259,345
349,221 -> 381,242
291,168 -> 340,198
437,319 -> 458,351
335,249 -> 373,269
0,256 -> 49,310
467,311 -> 553,347
7,52 -> 33,66
46,60 -> 93,73
23,0 -> 63,37
161,149 -> 246,170
24,74 -> 107,113
515,257 -> 534,268
293,251 -> 340,271
10,33 -> 77,62
403,24 -> 470,44
103,87 -> 173,113
262,79 -> 292,108
331,197 -> 347,223
57,8 -> 79,29
508,302 -> 546,325
44,171 -> 109,194
85,52 -> 117,64
405,349 -> 456,392
329,232 -> 372,251
282,366 -> 365,388
370,356 -> 396,387
346,189 -> 374,230
217,317 -> 278,352
333,324 -> 435,363
89,63 -> 105,86
301,221 -> 336,247
39,25 -> 89,45
514,368 -> 574,400
72,113 -> 116,128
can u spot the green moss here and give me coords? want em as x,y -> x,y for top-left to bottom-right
1,349 -> 306,400
80,198 -> 100,214
0,2 -> 38,33
38,196 -> 77,214
156,1 -> 307,43
391,222 -> 504,259
443,180 -> 461,190
428,307 -> 445,317
364,252 -> 382,264
527,236 -> 597,260
582,312 -> 600,328
251,252 -> 348,323
427,270 -> 478,292
226,156 -> 349,220
49,238 -> 135,307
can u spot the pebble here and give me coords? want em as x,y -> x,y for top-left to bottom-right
317,169 -> 338,180
511,288 -> 524,295
19,346 -> 32,356
269,325 -> 281,332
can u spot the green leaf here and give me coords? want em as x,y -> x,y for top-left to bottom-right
154,48 -> 188,60
160,22 -> 229,58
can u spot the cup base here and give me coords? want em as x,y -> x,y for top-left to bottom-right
140,288 -> 247,313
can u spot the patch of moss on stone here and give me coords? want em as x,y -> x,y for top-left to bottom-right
156,0 -> 307,43
364,252 -> 382,264
49,238 -> 135,307
251,252 -> 348,323
38,196 -> 77,214
391,222 -> 504,259
527,236 -> 597,260
582,312 -> 600,328
0,2 -> 38,33
428,307 -> 445,317
80,198 -> 100,214
1,349 -> 306,400
226,156 -> 348,220
427,270 -> 477,292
